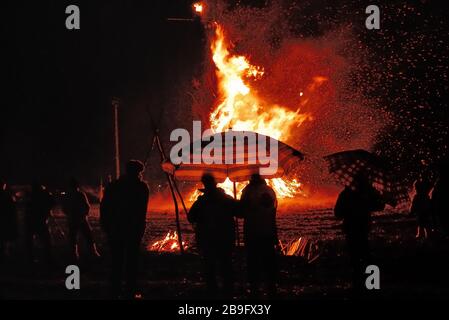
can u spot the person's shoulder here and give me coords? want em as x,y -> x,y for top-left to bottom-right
137,180 -> 150,194
241,183 -> 256,194
138,179 -> 149,188
263,183 -> 276,195
193,194 -> 205,203
216,188 -> 233,199
106,180 -> 119,189
76,190 -> 87,197
139,179 -> 148,185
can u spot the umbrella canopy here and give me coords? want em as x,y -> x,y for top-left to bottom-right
324,149 -> 410,206
164,131 -> 304,183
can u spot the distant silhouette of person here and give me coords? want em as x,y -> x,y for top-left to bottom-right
334,172 -> 385,291
100,160 -> 149,298
187,173 -> 238,297
62,178 -> 100,260
432,165 -> 449,236
25,182 -> 54,263
410,178 -> 433,239
0,178 -> 18,263
240,174 -> 278,297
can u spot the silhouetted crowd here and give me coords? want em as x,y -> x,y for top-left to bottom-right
1,160 -> 448,299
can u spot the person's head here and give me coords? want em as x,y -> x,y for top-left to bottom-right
126,160 -> 145,179
68,178 -> 79,191
201,173 -> 217,190
250,173 -> 266,185
351,171 -> 371,190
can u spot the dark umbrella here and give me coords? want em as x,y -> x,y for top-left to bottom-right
324,149 -> 410,206
164,130 -> 305,183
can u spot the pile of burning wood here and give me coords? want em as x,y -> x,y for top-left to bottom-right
279,237 -> 321,263
148,230 -> 320,264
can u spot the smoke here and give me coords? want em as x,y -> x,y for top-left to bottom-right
190,0 -> 389,201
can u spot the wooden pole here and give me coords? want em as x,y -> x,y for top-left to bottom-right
233,181 -> 240,247
173,179 -> 189,216
112,98 -> 120,179
155,134 -> 185,254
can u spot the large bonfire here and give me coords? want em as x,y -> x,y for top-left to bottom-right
190,23 -> 319,200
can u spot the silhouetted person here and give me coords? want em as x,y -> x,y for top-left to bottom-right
432,166 -> 449,235
240,174 -> 278,297
0,178 -> 18,263
334,173 -> 385,291
410,179 -> 433,239
187,173 -> 238,297
100,160 -> 149,299
25,182 -> 54,263
62,178 -> 100,260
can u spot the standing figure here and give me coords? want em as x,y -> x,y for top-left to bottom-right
62,178 -> 100,260
240,174 -> 278,297
334,173 -> 385,291
100,160 -> 149,299
410,179 -> 433,239
0,178 -> 18,263
25,182 -> 54,263
432,166 -> 449,235
187,173 -> 238,297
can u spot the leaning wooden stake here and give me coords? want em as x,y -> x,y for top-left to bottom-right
172,180 -> 189,216
154,134 -> 185,254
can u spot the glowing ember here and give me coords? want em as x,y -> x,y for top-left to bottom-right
193,3 -> 204,14
148,231 -> 188,253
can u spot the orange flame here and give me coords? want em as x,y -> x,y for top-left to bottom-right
148,231 -> 188,252
205,23 -> 311,199
210,24 -> 312,141
193,2 -> 204,14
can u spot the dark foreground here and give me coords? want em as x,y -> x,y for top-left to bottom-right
1,207 -> 449,300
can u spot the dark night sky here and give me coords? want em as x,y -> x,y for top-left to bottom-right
1,0 -> 448,187
2,0 -> 204,186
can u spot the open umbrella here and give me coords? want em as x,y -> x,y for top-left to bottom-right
324,149 -> 410,206
163,130 -> 304,183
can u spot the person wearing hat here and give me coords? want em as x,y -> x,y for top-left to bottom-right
100,159 -> 149,299
188,173 -> 239,297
